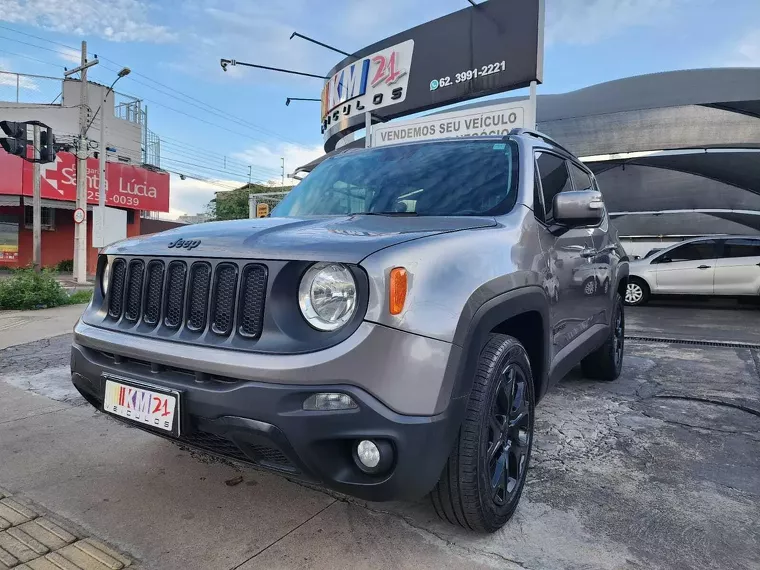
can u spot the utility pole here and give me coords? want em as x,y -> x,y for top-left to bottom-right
74,40 -> 89,283
248,166 -> 251,185
281,157 -> 285,186
32,125 -> 41,273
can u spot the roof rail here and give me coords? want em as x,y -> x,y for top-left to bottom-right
509,128 -> 574,156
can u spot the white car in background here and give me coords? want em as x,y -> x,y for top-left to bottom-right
626,236 -> 760,305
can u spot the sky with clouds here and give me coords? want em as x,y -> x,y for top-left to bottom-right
0,0 -> 758,219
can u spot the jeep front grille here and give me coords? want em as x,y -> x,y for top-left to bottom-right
105,257 -> 268,341
108,259 -> 127,318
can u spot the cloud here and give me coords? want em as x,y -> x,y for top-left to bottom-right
0,58 -> 39,90
56,47 -> 82,64
727,30 -> 760,66
0,0 -> 176,43
545,0 -> 687,46
233,142 -> 324,187
167,174 -> 241,220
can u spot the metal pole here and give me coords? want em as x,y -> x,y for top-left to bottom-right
16,74 -> 19,102
74,40 -> 89,283
32,125 -> 41,273
248,166 -> 251,184
142,105 -> 148,163
529,80 -> 538,130
281,157 -> 285,186
95,84 -> 107,248
365,111 -> 372,148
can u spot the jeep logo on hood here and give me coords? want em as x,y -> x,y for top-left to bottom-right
168,238 -> 201,250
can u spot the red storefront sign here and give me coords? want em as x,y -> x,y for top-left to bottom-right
0,150 -> 170,212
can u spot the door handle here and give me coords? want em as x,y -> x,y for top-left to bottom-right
580,248 -> 597,258
697,265 -> 711,269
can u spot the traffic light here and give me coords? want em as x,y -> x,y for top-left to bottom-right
39,127 -> 56,163
0,121 -> 28,157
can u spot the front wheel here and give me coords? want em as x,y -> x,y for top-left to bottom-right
431,334 -> 535,532
625,278 -> 649,306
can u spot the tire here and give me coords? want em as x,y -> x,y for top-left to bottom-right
602,279 -> 610,296
581,293 -> 625,381
583,277 -> 597,296
431,334 -> 535,532
625,278 -> 649,306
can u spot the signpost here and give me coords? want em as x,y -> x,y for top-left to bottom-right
371,100 -> 533,147
256,203 -> 270,218
321,0 -> 544,151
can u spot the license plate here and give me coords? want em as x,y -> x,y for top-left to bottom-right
103,376 -> 180,435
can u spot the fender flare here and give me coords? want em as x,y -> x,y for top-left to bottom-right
445,285 -> 551,407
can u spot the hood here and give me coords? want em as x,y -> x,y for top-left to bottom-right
105,215 -> 497,263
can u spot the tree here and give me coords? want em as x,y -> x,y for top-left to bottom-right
206,183 -> 294,221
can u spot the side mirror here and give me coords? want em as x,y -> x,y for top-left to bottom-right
553,190 -> 604,227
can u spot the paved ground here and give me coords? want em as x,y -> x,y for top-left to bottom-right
627,298 -> 760,345
0,305 -> 758,569
0,305 -> 87,350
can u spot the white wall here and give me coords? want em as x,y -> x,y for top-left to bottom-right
1,79 -> 142,164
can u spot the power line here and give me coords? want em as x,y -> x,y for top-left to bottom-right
163,169 -> 244,190
159,135 -> 267,169
0,24 -> 79,52
0,49 -> 62,69
159,150 -> 278,181
100,62 -> 311,149
160,146 -> 282,179
160,141 -> 254,172
160,157 -> 256,182
0,25 -> 312,150
161,157 -> 251,180
0,34 -> 76,61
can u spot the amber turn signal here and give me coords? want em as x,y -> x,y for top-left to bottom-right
389,267 -> 408,315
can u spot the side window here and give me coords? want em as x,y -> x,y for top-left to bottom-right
535,152 -> 572,222
723,239 -> 760,258
569,163 -> 593,191
656,240 -> 717,263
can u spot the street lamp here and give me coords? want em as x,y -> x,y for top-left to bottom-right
92,67 -> 131,248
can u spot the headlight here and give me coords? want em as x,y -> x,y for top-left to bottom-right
298,262 -> 357,331
101,261 -> 110,295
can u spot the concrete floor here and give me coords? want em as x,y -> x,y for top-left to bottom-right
0,305 -> 758,570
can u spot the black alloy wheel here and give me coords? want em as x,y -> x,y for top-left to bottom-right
487,364 -> 531,506
432,334 -> 535,532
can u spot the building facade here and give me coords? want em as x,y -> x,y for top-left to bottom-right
0,76 -> 170,272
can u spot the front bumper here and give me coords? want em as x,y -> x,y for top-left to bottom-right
71,321 -> 466,501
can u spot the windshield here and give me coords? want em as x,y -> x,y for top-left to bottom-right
272,140 -> 519,217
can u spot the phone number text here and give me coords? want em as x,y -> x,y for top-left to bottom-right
430,61 -> 507,91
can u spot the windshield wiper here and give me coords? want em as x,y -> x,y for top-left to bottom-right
347,211 -> 419,216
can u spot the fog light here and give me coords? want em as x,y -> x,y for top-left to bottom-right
303,393 -> 357,411
356,440 -> 380,468
352,439 -> 393,475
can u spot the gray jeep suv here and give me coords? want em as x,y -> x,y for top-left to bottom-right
71,129 -> 628,532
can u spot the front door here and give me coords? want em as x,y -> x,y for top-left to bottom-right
534,152 -> 594,358
654,240 -> 718,294
714,238 -> 760,295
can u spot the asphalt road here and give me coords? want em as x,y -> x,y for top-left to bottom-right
0,304 -> 758,569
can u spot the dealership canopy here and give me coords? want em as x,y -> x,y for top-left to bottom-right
303,67 -> 760,237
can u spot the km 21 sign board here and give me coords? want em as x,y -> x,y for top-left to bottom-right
321,0 -> 544,151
